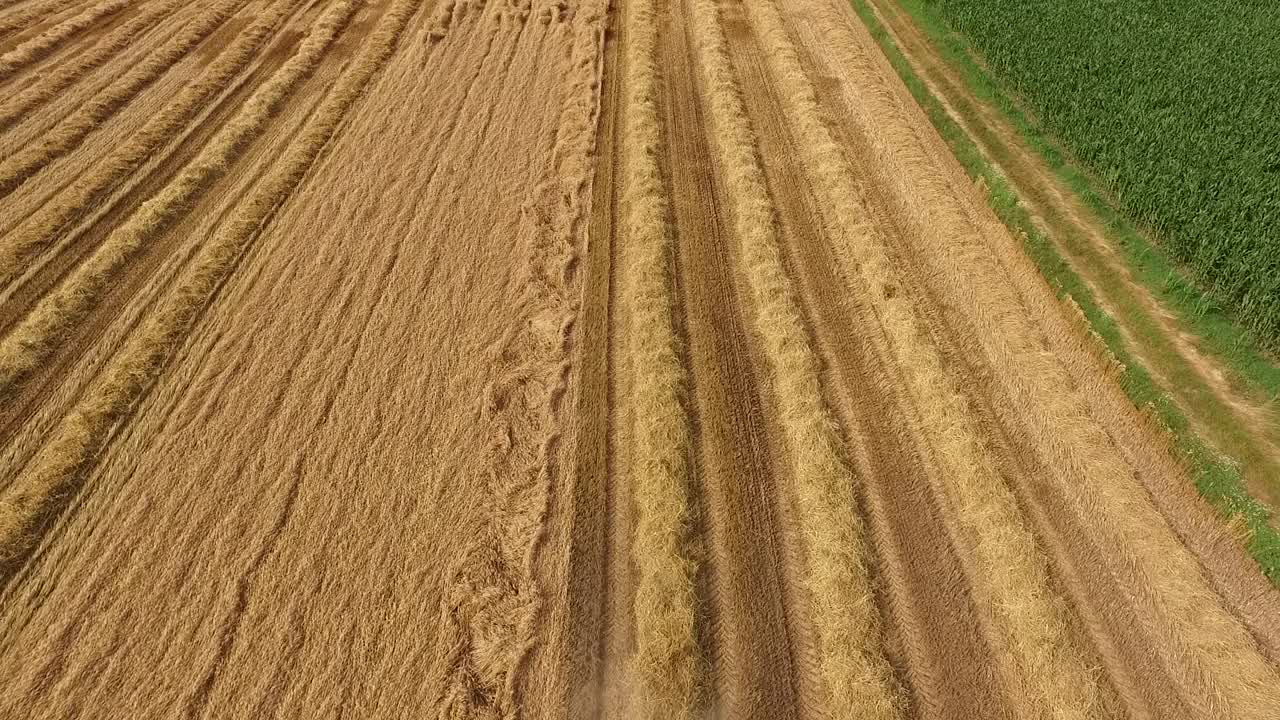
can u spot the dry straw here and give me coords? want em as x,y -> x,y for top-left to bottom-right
0,0 -> 184,130
745,0 -> 1103,716
804,0 -> 1280,714
0,0 -> 419,580
619,0 -> 700,717
0,0 -> 253,199
687,0 -> 906,716
0,0 -> 359,400
0,0 -> 73,38
0,0 -> 297,295
0,0 -> 133,81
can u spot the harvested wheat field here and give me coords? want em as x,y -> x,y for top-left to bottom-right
0,0 -> 1278,717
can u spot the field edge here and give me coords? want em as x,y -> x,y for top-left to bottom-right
845,0 -> 1280,584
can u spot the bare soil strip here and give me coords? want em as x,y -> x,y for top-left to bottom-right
0,1 -> 1276,718
656,0 -> 821,716
563,1 -> 625,715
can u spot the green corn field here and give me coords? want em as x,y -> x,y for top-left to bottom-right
927,0 -> 1280,347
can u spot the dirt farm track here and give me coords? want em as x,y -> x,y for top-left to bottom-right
0,0 -> 1278,717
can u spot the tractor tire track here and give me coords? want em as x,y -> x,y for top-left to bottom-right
653,0 -> 806,715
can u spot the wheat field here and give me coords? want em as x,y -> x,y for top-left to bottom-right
0,0 -> 1276,718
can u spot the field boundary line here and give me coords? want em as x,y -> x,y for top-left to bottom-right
840,0 -> 1280,583
865,0 -> 1280,508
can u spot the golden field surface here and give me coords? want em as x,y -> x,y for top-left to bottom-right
0,0 -> 1277,718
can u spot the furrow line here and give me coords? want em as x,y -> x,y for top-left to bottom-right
686,0 -> 909,717
0,0 -> 357,411
653,0 -> 813,714
784,5 -> 1172,716
616,0 -> 699,716
0,0 -> 421,584
0,0 -> 433,499
0,65 -> 353,710
799,2 -> 1280,716
571,3 -> 639,716
0,0 -> 197,153
0,0 -> 303,320
0,72 -> 328,568
653,11 -> 725,712
563,0 -> 621,709
0,0 -> 252,202
800,16 -> 1172,712
715,3 -> 1014,718
0,0 -> 130,82
0,0 -> 182,131
918,280 -> 1200,719
844,2 -> 1280,667
0,3 -> 264,321
745,1 -> 1108,718
0,0 -> 98,68
0,2 -> 254,327
519,1 -> 627,711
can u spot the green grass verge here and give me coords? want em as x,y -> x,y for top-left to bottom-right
845,0 -> 1280,583
873,0 -> 1280,489
891,0 -> 1280,404
916,0 -> 1280,347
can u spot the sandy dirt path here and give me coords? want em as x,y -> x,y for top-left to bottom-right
0,0 -> 1277,718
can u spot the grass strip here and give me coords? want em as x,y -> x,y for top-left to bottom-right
888,0 -> 1280,398
846,0 -> 1280,584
